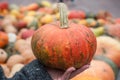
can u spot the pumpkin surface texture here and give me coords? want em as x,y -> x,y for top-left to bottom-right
31,3 -> 97,70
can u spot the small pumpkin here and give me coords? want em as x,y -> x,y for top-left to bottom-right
21,29 -> 35,39
105,23 -> 120,40
115,18 -> 120,23
94,55 -> 119,78
38,0 -> 52,8
0,2 -> 8,10
26,3 -> 39,11
68,10 -> 86,19
31,3 -> 96,70
38,7 -> 53,14
40,14 -> 54,24
21,50 -> 36,64
95,36 -> 120,67
71,60 -> 115,80
14,39 -> 29,53
91,27 -> 105,37
0,31 -> 8,48
13,20 -> 27,30
71,75 -> 102,80
6,54 -> 25,69
0,49 -> 8,63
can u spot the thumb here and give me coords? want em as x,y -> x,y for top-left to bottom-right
59,67 -> 76,80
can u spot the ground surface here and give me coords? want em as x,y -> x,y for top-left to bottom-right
0,0 -> 120,79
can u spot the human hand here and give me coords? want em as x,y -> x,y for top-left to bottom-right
47,64 -> 90,80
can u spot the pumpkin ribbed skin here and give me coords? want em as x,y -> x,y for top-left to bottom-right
31,22 -> 96,70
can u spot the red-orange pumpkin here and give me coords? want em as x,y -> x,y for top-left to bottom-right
31,3 -> 96,70
0,31 -> 8,48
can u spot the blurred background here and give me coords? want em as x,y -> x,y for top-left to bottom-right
1,0 -> 120,17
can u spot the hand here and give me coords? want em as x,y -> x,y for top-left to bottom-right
47,64 -> 90,80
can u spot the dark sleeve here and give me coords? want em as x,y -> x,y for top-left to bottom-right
0,59 -> 53,80
0,66 -> 7,80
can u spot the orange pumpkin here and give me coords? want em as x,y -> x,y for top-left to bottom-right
0,31 -> 8,48
27,3 -> 39,11
6,54 -> 25,69
71,60 -> 115,80
105,23 -> 120,40
95,36 -> 120,67
31,3 -> 96,70
0,49 -> 8,63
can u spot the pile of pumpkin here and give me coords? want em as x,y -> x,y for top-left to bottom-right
0,1 -> 120,80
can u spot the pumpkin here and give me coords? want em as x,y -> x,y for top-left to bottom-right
14,39 -> 29,53
71,60 -> 115,80
71,75 -> 102,80
115,18 -> 120,23
6,54 -> 25,69
38,0 -> 52,8
26,3 -> 39,11
38,7 -> 53,14
94,55 -> 119,78
4,25 -> 17,34
68,10 -> 86,19
91,27 -> 104,37
21,50 -> 36,64
31,3 -> 96,70
21,29 -> 35,39
86,18 -> 97,27
95,10 -> 112,20
40,14 -> 54,24
13,20 -> 27,30
0,31 -> 8,48
95,36 -> 120,67
0,2 -> 8,10
0,49 -> 8,63
105,23 -> 120,40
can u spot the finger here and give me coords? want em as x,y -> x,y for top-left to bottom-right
59,67 -> 76,80
70,64 -> 90,78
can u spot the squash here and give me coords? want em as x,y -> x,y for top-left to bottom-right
0,31 -> 8,48
6,54 -> 25,69
13,20 -> 27,30
31,3 -> 96,70
95,36 -> 120,67
0,2 -> 8,10
14,39 -> 29,53
105,23 -> 120,40
27,3 -> 39,11
21,29 -> 35,39
94,55 -> 119,78
68,10 -> 86,19
21,50 -> 36,64
71,60 -> 115,80
91,27 -> 105,37
0,49 -> 8,63
71,75 -> 102,80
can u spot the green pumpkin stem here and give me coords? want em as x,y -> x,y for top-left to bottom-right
58,3 -> 69,28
